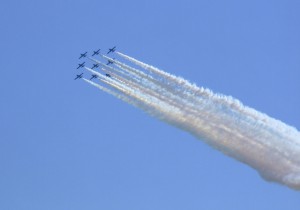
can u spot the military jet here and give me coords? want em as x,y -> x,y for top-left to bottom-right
91,63 -> 99,69
107,60 -> 113,65
107,46 -> 116,54
77,62 -> 85,69
79,52 -> 87,59
106,58 -> 115,65
92,49 -> 100,56
74,73 -> 83,80
90,74 -> 98,80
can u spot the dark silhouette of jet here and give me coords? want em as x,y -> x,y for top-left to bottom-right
74,73 -> 83,80
77,62 -> 85,69
107,46 -> 116,54
90,74 -> 98,80
79,52 -> 87,59
92,49 -> 100,56
91,63 -> 99,69
106,58 -> 115,65
107,60 -> 113,65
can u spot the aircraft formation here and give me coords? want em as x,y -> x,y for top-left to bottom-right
74,46 -> 116,80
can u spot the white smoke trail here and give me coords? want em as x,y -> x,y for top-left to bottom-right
83,52 -> 300,190
116,52 -> 300,143
84,67 -> 183,120
116,52 -> 285,124
102,55 -> 211,117
82,78 -> 134,105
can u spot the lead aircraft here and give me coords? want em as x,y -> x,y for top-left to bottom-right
79,52 -> 87,59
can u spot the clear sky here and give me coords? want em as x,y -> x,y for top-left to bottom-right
1,0 -> 299,209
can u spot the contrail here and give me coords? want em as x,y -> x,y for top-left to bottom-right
83,52 -> 300,190
82,78 -> 133,105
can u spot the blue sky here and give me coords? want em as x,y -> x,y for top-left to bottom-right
1,0 -> 299,209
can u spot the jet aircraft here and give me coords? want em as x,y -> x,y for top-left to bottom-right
107,46 -> 116,54
92,49 -> 100,56
106,58 -> 115,65
107,60 -> 114,65
90,74 -> 98,80
77,62 -> 85,69
91,63 -> 99,69
79,52 -> 87,59
74,73 -> 83,80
